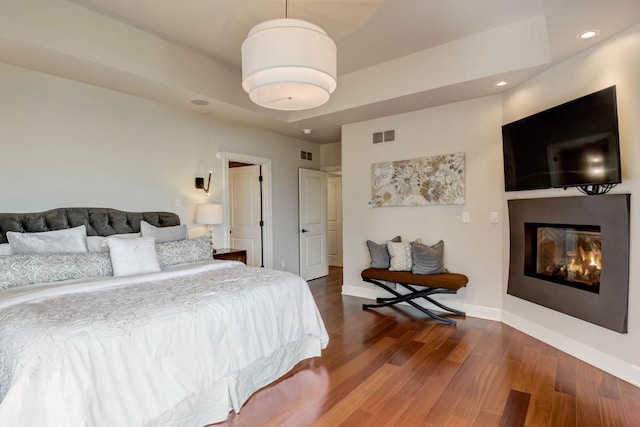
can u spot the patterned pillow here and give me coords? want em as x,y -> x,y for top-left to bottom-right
155,235 -> 213,269
387,238 -> 422,271
140,220 -> 187,243
0,252 -> 113,289
7,225 -> 88,254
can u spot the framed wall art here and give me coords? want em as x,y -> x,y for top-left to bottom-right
371,152 -> 465,207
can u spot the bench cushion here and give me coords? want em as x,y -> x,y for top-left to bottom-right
361,268 -> 468,290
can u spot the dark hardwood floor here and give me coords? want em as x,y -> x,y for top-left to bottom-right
213,267 -> 640,426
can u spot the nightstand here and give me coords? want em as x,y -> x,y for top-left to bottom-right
213,248 -> 247,264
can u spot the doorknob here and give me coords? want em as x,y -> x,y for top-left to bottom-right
301,229 -> 309,233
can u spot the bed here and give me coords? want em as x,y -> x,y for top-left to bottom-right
0,208 -> 328,426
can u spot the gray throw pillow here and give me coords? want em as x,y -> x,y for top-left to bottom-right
411,240 -> 445,274
7,225 -> 88,254
140,220 -> 187,243
366,236 -> 401,268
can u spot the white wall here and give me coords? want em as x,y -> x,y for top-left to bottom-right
342,23 -> 640,387
501,23 -> 640,384
342,95 -> 505,320
0,63 -> 319,274
320,142 -> 342,169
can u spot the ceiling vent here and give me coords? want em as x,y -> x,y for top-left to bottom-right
372,129 -> 396,144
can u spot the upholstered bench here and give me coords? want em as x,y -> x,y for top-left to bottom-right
361,268 -> 468,325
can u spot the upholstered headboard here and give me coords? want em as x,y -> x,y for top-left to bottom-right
0,208 -> 180,244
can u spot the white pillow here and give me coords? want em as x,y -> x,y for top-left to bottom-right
87,233 -> 141,252
387,238 -> 422,271
140,220 -> 187,243
105,236 -> 161,277
0,244 -> 11,256
7,225 -> 88,254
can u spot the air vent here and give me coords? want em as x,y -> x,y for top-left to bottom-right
372,129 -> 396,144
299,150 -> 313,161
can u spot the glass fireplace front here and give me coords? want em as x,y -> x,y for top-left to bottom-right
524,223 -> 601,293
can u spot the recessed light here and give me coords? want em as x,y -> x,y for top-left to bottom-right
303,128 -> 312,135
190,99 -> 210,106
496,81 -> 508,87
578,30 -> 600,39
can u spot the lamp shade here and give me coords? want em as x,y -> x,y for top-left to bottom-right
195,203 -> 223,225
241,18 -> 337,111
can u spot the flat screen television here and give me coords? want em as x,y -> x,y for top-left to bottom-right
502,86 -> 621,194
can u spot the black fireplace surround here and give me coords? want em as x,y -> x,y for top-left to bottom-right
507,194 -> 630,333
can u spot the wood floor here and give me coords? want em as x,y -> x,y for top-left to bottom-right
213,267 -> 640,427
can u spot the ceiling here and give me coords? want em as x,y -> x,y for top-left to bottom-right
4,0 -> 640,143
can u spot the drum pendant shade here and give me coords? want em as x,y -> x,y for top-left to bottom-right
241,18 -> 337,111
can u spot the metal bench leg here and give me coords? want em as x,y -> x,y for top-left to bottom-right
361,278 -> 460,325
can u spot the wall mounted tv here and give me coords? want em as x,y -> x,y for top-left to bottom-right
502,86 -> 621,194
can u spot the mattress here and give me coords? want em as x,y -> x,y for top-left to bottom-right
0,260 -> 329,426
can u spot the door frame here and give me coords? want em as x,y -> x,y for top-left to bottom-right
218,151 -> 273,269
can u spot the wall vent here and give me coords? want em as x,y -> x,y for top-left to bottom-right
372,129 -> 396,144
299,150 -> 313,161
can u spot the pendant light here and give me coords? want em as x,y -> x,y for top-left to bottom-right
241,0 -> 337,110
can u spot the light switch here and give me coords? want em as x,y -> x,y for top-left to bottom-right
490,211 -> 499,224
462,212 -> 470,223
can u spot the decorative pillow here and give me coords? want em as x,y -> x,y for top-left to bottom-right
7,225 -> 88,254
411,240 -> 446,274
366,236 -> 400,268
0,252 -> 113,289
388,238 -> 422,271
140,220 -> 187,243
105,236 -> 161,277
0,244 -> 11,256
156,235 -> 213,269
87,233 -> 141,252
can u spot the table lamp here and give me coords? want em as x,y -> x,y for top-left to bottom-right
195,203 -> 223,251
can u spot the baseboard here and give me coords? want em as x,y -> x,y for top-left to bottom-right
502,310 -> 640,388
342,285 -> 640,387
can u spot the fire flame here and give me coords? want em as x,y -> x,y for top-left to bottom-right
566,246 -> 601,281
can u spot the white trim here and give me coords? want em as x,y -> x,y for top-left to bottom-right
320,165 -> 342,174
503,310 -> 640,388
342,282 -> 639,387
217,151 -> 273,269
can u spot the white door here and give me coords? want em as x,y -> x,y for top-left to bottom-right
327,175 -> 343,267
230,165 -> 263,267
299,168 -> 328,280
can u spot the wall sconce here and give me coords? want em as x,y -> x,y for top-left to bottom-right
195,171 -> 212,197
195,202 -> 224,251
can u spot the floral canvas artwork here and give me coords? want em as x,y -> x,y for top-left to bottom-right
371,152 -> 465,207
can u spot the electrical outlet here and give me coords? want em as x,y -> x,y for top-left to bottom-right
462,212 -> 470,223
175,198 -> 182,208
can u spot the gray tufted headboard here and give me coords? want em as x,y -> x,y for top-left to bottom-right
0,207 -> 180,244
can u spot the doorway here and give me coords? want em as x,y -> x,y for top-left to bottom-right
219,152 -> 272,269
327,174 -> 343,267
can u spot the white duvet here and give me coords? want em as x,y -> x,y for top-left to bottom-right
0,261 -> 329,426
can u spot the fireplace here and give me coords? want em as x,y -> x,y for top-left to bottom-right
507,194 -> 630,333
525,223 -> 601,293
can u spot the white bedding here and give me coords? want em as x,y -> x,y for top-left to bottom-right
0,260 -> 329,426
